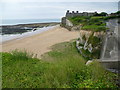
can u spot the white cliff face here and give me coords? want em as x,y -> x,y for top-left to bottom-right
61,18 -> 82,31
79,30 -> 105,38
84,40 -> 88,50
79,36 -> 83,44
76,40 -> 80,47
88,44 -> 93,53
66,19 -> 73,27
76,29 -> 104,59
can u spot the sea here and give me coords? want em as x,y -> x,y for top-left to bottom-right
0,19 -> 60,43
1,19 -> 60,26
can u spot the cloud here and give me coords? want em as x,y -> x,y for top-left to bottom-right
1,0 -> 119,3
1,2 -> 118,19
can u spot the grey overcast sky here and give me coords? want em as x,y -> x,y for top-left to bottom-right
0,0 -> 119,19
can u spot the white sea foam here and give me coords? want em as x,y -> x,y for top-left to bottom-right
0,25 -> 57,43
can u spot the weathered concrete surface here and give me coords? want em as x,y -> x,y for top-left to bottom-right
100,19 -> 119,72
99,60 -> 119,70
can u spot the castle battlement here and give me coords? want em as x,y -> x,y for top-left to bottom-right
66,10 -> 97,17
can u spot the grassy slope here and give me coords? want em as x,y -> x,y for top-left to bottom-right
2,41 -> 117,88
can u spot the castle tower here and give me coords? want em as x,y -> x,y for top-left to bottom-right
66,10 -> 70,17
67,10 -> 70,13
66,10 -> 75,17
72,11 -> 75,13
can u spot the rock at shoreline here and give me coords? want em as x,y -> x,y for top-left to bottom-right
1,22 -> 59,35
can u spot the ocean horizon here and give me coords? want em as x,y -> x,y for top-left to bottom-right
1,19 -> 60,26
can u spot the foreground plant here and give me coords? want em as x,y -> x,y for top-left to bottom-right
2,41 -> 118,88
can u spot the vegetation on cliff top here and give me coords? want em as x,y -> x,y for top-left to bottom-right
68,16 -> 107,32
68,11 -> 120,32
2,41 -> 118,88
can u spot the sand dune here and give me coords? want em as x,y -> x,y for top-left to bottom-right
1,25 -> 79,58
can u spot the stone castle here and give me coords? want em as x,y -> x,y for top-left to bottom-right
61,10 -> 98,27
66,10 -> 97,17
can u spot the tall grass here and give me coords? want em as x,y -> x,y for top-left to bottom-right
2,41 -> 118,88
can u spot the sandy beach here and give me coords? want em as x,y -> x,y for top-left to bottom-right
1,25 -> 79,58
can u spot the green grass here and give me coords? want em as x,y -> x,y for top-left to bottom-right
81,25 -> 106,32
88,34 -> 101,47
104,15 -> 120,20
68,16 -> 90,25
68,16 -> 107,32
2,41 -> 118,88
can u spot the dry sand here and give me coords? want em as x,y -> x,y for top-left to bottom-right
0,25 -> 80,58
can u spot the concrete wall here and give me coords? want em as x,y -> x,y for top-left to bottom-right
99,60 -> 119,70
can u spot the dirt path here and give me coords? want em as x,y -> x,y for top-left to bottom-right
0,25 -> 79,58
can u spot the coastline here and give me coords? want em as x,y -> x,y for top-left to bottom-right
1,25 -> 79,58
1,25 -> 58,43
